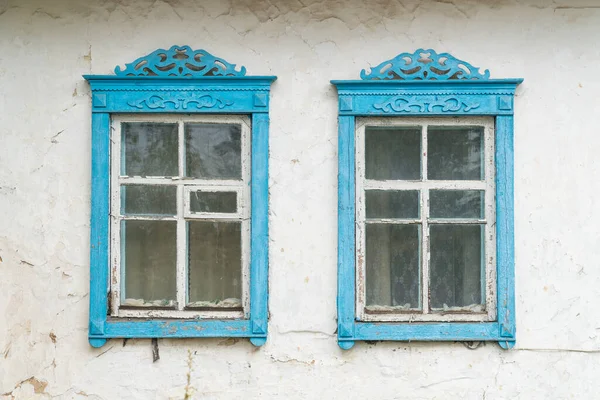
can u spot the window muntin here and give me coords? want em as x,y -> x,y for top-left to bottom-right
110,115 -> 251,319
356,117 -> 496,322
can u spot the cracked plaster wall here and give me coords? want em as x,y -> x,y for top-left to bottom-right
1,0 -> 600,398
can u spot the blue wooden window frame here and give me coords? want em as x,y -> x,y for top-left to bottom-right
84,46 -> 276,348
332,50 -> 523,349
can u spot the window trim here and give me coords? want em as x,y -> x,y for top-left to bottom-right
84,45 -> 276,348
355,116 -> 497,323
331,49 -> 522,349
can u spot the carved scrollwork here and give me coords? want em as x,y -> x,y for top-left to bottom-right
361,49 -> 490,81
115,45 -> 246,77
127,94 -> 234,110
373,95 -> 480,113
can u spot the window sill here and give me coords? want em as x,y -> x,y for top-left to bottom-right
337,321 -> 515,349
89,318 -> 267,348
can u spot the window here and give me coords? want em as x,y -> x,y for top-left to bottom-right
110,115 -> 251,320
85,46 -> 276,347
332,49 -> 522,349
356,117 -> 496,323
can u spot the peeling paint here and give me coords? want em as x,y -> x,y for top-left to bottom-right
1,0 -> 600,399
2,377 -> 48,398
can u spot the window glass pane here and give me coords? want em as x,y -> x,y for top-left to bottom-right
187,221 -> 242,308
121,122 -> 178,177
190,191 -> 237,214
365,224 -> 420,309
430,190 -> 484,219
429,224 -> 484,311
365,190 -> 419,219
185,123 -> 242,179
365,126 -> 421,180
121,185 -> 177,216
428,126 -> 483,180
121,220 -> 177,306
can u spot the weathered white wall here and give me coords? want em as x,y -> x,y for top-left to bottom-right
1,0 -> 600,398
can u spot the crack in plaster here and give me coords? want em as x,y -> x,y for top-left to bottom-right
269,355 -> 316,365
419,376 -> 473,389
32,8 -> 61,19
432,0 -> 470,18
517,347 -> 600,353
555,5 -> 600,9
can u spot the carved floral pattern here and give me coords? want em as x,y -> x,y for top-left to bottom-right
361,49 -> 490,81
127,94 -> 234,110
373,96 -> 480,113
115,45 -> 246,77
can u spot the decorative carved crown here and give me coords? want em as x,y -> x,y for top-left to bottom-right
114,45 -> 247,77
360,49 -> 490,81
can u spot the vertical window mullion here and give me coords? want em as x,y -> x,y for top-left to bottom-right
421,124 -> 430,314
176,120 -> 186,311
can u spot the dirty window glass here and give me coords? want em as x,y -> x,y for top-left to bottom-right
112,117 -> 249,318
358,119 -> 494,322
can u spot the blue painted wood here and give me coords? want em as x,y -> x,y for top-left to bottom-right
355,322 -> 505,341
331,80 -> 522,117
89,338 -> 108,348
84,77 -> 276,114
332,79 -> 524,89
360,49 -> 490,81
96,319 -> 253,338
89,113 -> 110,344
250,337 -> 267,347
337,115 -> 356,350
250,113 -> 270,347
332,54 -> 522,349
84,50 -> 276,347
115,45 -> 247,77
84,76 -> 276,84
498,340 -> 516,350
338,341 -> 355,350
496,116 -> 516,344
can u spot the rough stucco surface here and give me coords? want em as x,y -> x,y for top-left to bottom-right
1,0 -> 600,398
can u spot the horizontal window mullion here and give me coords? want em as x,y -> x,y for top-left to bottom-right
119,177 -> 246,186
364,218 -> 421,224
359,311 -> 492,322
428,219 -> 487,224
117,309 -> 244,320
364,180 -> 486,190
120,215 -> 177,221
184,216 -> 245,222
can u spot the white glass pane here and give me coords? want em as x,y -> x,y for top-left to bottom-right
121,122 -> 178,177
429,224 -> 484,311
430,190 -> 484,219
366,190 -> 419,219
121,185 -> 177,216
428,126 -> 483,180
121,220 -> 177,306
365,126 -> 421,180
189,191 -> 237,213
187,221 -> 242,308
185,123 -> 242,179
365,224 -> 421,310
